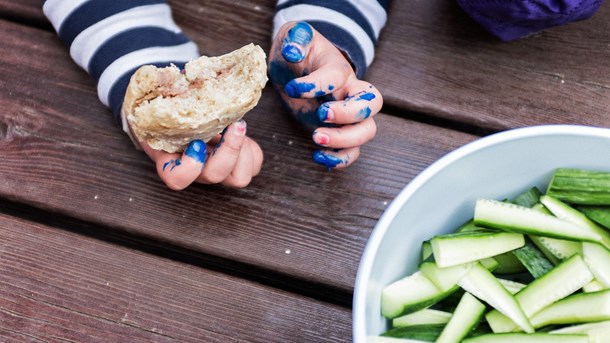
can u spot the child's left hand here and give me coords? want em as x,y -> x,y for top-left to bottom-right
269,21 -> 383,169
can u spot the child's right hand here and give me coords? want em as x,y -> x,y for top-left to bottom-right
138,120 -> 263,190
269,21 -> 383,170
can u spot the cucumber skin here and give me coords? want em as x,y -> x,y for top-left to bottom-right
578,205 -> 610,231
511,241 -> 554,279
547,168 -> 610,205
381,324 -> 444,340
530,290 -> 610,328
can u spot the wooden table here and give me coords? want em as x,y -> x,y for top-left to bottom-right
1,1 -> 609,341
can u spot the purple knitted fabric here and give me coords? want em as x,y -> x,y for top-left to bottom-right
457,0 -> 604,41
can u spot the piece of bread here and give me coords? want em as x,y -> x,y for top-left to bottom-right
122,43 -> 268,153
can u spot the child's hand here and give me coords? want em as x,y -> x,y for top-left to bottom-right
269,21 -> 383,169
138,120 -> 263,190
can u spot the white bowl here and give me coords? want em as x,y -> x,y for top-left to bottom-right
352,124 -> 610,342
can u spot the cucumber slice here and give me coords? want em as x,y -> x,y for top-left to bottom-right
496,278 -> 527,295
550,320 -> 610,343
511,187 -> 543,208
436,292 -> 486,343
540,195 -> 610,249
486,254 -> 593,333
458,263 -> 533,333
381,271 -> 453,319
577,205 -> 610,231
381,324 -> 444,340
511,241 -> 554,278
367,336 -> 429,343
420,261 -> 474,292
546,168 -> 610,205
431,231 -> 525,268
474,199 -> 601,242
462,333 -> 588,343
582,242 -> 610,287
529,236 -> 581,262
530,290 -> 610,328
421,241 -> 433,261
392,309 -> 452,327
583,279 -> 608,293
491,252 -> 526,274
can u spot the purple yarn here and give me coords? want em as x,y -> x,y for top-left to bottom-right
457,0 -> 604,40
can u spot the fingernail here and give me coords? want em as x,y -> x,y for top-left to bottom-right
282,43 -> 305,63
231,120 -> 247,136
312,150 -> 343,170
318,104 -> 334,122
282,22 -> 313,63
185,140 -> 207,164
285,80 -> 316,98
313,131 -> 330,146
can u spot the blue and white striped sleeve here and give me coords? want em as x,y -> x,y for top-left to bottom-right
42,0 -> 200,134
273,0 -> 389,79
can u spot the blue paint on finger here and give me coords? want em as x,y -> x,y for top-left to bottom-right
315,90 -> 325,97
269,60 -> 297,87
185,140 -> 207,164
358,107 -> 372,119
282,22 -> 313,63
357,92 -> 376,101
288,22 -> 313,45
312,150 -> 345,170
318,104 -> 331,122
285,80 -> 316,98
162,158 -> 182,172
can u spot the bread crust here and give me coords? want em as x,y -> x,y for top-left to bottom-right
122,43 -> 268,153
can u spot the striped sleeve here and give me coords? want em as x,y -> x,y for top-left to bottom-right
42,0 -> 200,134
273,0 -> 389,79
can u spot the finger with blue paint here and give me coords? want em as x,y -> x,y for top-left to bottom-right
196,120 -> 262,188
312,147 -> 360,170
284,59 -> 351,99
318,83 -> 383,125
282,21 -> 313,63
312,117 -> 377,150
141,139 -> 208,191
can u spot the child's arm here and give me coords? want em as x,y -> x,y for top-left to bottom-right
270,1 -> 389,169
43,0 -> 262,189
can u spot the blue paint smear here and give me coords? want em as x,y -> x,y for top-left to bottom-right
185,140 -> 207,164
358,92 -> 376,101
328,85 -> 335,91
269,60 -> 297,87
312,150 -> 344,170
285,80 -> 316,98
162,158 -> 182,172
358,107 -> 372,119
314,90 -> 325,97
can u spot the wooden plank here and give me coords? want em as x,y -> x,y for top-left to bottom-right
0,213 -> 351,342
372,0 -> 610,131
0,19 -> 478,293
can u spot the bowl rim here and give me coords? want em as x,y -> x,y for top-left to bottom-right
352,124 -> 610,341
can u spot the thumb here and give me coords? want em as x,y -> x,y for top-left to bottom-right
281,21 -> 314,63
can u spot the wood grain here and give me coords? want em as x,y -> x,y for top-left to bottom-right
373,0 -> 610,131
0,213 -> 351,342
0,19 -> 478,292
